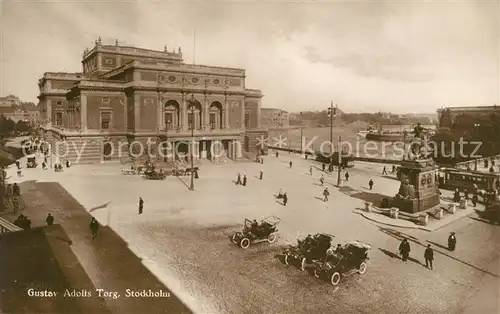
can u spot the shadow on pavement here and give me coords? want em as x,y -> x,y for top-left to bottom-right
349,191 -> 391,206
469,216 -> 498,226
381,175 -> 398,181
379,248 -> 423,266
13,180 -> 194,314
426,240 -> 450,251
89,201 -> 111,213
378,227 -> 500,279
177,176 -> 192,190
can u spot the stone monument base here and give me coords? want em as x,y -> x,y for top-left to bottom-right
392,194 -> 440,214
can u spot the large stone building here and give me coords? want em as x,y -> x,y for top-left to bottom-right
260,108 -> 289,128
437,105 -> 500,129
38,38 -> 267,163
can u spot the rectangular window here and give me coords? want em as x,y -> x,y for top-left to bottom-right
56,101 -> 62,106
55,112 -> 63,126
165,112 -> 173,129
244,112 -> 250,128
101,112 -> 111,130
188,112 -> 194,129
209,113 -> 216,129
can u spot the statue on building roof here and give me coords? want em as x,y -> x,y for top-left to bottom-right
97,37 -> 102,45
115,39 -> 119,46
164,45 -> 168,52
178,47 -> 182,54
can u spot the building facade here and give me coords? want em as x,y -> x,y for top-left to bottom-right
38,38 -> 267,163
0,95 -> 21,108
437,105 -> 500,129
260,108 -> 289,128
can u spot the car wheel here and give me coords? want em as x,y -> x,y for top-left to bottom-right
267,233 -> 277,244
230,234 -> 237,243
240,238 -> 250,249
300,257 -> 306,271
358,262 -> 367,274
330,272 -> 341,286
313,268 -> 320,278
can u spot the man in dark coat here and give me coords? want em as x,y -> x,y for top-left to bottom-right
369,179 -> 374,190
236,173 -> 242,185
424,244 -> 434,269
472,194 -> 478,207
259,170 -> 263,180
275,151 -> 279,158
242,175 -> 247,186
322,163 -> 325,172
345,172 -> 349,182
46,213 -> 54,226
282,192 -> 288,206
323,188 -> 330,202
138,197 -> 144,215
289,161 -> 292,168
399,238 -> 411,261
90,217 -> 99,239
448,232 -> 457,251
463,189 -> 469,200
453,189 -> 461,203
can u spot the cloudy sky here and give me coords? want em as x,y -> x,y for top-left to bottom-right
0,0 -> 498,113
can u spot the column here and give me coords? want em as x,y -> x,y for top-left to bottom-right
224,101 -> 229,129
181,96 -> 188,131
204,105 -> 209,129
157,96 -> 162,130
80,95 -> 87,131
134,94 -> 141,130
240,100 -> 245,130
97,53 -> 102,70
46,99 -> 52,127
256,99 -> 262,128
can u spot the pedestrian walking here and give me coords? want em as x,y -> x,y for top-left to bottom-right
448,232 -> 457,251
345,172 -> 349,182
283,192 -> 288,206
275,151 -> 279,158
277,188 -> 284,198
15,160 -> 20,169
259,170 -> 263,180
260,157 -> 264,164
13,183 -> 20,196
472,194 -> 478,207
424,244 -> 434,269
236,173 -> 242,185
392,165 -> 396,173
382,166 -> 387,175
309,166 -> 313,175
90,217 -> 99,239
320,175 -> 324,186
305,154 -> 308,160
464,189 -> 469,200
138,197 -> 144,215
45,213 -> 54,226
453,188 -> 461,203
399,238 -> 411,262
369,179 -> 374,190
322,163 -> 325,172
323,188 -> 330,202
242,175 -> 247,186
289,161 -> 292,168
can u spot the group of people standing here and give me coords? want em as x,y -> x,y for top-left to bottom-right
398,232 -> 457,270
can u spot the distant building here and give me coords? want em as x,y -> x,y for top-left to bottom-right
261,108 -> 289,128
437,105 -> 500,129
0,95 -> 21,108
37,38 -> 267,163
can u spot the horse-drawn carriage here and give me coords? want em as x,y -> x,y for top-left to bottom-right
230,216 -> 281,249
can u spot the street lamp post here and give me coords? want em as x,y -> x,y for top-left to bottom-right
188,95 -> 196,191
327,102 -> 337,170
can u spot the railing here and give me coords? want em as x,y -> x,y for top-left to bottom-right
0,217 -> 22,234
136,61 -> 245,76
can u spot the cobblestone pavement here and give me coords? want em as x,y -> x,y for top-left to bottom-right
4,153 -> 499,314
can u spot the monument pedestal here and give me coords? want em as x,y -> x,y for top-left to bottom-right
393,159 -> 440,214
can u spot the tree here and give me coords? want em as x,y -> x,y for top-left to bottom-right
15,120 -> 30,133
0,115 -> 16,135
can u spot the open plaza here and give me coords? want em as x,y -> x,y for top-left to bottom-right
2,149 -> 499,314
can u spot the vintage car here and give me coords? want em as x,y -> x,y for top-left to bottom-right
282,233 -> 335,271
312,240 -> 371,286
143,169 -> 166,180
230,216 -> 281,249
481,203 -> 500,224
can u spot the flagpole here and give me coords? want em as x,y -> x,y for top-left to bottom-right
193,27 -> 196,65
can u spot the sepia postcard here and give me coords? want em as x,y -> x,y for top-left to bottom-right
0,0 -> 499,313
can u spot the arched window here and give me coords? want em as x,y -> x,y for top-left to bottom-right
164,100 -> 180,130
209,101 -> 223,129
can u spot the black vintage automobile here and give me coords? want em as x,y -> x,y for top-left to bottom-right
230,216 -> 281,249
312,240 -> 371,286
282,233 -> 335,271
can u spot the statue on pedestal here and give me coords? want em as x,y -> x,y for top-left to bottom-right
395,178 -> 416,200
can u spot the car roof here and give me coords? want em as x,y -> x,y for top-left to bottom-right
346,240 -> 371,250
